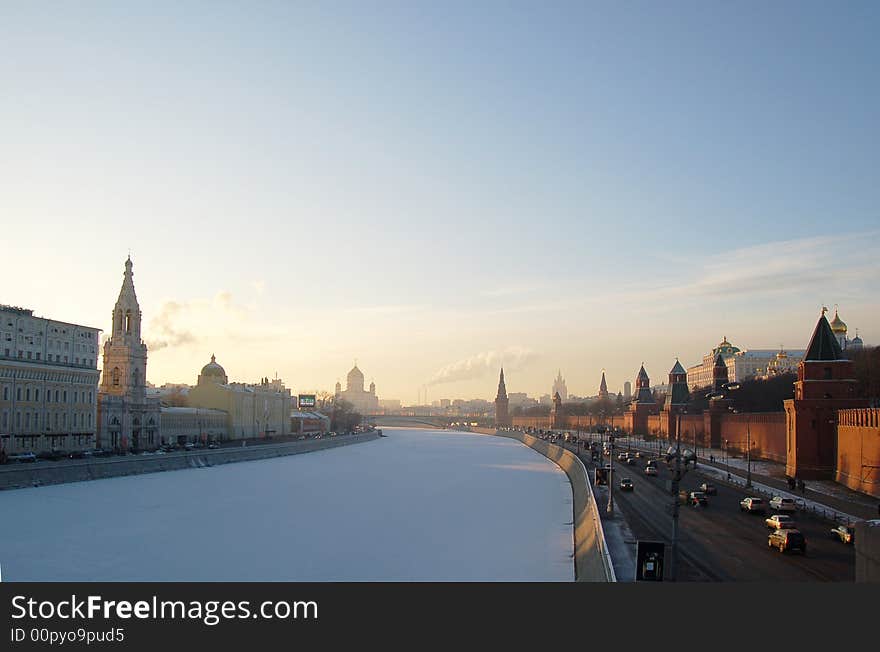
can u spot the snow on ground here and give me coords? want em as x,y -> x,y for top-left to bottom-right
0,428 -> 574,582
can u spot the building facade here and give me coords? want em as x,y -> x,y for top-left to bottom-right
160,406 -> 227,444
687,336 -> 741,389
334,363 -> 379,414
187,355 -> 291,440
96,258 -> 161,451
0,305 -> 101,455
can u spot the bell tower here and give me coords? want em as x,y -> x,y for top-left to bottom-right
101,256 -> 148,402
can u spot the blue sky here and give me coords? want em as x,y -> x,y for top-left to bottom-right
1,1 -> 878,402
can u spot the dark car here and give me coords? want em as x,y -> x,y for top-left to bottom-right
619,478 -> 634,491
699,482 -> 717,495
689,491 -> 708,507
769,528 -> 806,554
207,442 -> 220,450
10,452 -> 37,463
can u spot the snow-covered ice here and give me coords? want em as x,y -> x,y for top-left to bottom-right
0,428 -> 574,581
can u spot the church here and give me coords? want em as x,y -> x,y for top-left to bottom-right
96,257 -> 161,450
335,363 -> 379,414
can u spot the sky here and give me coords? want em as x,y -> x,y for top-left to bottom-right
2,1 -> 878,403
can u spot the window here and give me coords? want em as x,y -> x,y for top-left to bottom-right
36,352 -> 40,360
16,388 -> 21,401
74,391 -> 78,403
112,368 -> 120,386
63,390 -> 67,403
27,351 -> 32,359
55,390 -> 59,402
2,387 -> 7,400
35,389 -> 39,401
25,388 -> 30,401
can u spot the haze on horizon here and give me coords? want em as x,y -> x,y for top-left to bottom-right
2,2 -> 878,403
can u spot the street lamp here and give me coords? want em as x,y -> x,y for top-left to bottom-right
606,428 -> 614,515
669,408 -> 685,582
724,438 -> 730,480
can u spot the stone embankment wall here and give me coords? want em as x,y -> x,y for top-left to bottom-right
474,427 -> 615,582
0,433 -> 380,491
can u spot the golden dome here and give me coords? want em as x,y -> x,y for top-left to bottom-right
829,309 -> 847,334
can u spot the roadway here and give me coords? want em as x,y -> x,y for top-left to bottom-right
559,435 -> 854,581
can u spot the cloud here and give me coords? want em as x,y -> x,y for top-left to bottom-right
427,346 -> 537,386
145,300 -> 198,352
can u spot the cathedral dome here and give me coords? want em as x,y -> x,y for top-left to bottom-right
829,310 -> 847,334
347,364 -> 364,384
200,354 -> 227,383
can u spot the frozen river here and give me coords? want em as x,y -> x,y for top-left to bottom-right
0,428 -> 573,581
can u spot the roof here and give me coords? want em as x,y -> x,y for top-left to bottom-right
804,314 -> 844,361
290,411 -> 330,420
670,360 -> 686,374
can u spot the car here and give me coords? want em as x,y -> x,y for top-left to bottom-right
740,497 -> 766,513
699,482 -> 717,495
765,514 -> 797,530
689,491 -> 708,507
830,524 -> 855,544
618,452 -> 628,461
645,465 -> 658,476
207,442 -> 220,449
619,478 -> 634,491
184,442 -> 196,451
645,459 -> 657,467
10,452 -> 37,463
769,496 -> 798,512
626,456 -> 637,465
768,528 -> 806,554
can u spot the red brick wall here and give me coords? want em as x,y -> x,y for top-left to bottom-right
836,408 -> 880,498
719,413 -> 787,463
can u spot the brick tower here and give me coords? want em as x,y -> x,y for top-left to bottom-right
598,370 -> 609,399
625,364 -> 658,436
551,391 -> 563,429
783,310 -> 868,480
661,359 -> 690,443
494,368 -> 511,428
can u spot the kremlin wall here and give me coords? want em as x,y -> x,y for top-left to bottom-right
503,310 -> 880,499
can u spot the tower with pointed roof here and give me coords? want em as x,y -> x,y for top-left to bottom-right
661,359 -> 693,444
624,364 -> 659,436
783,310 -> 868,480
551,391 -> 563,429
598,370 -> 609,399
97,257 -> 160,450
494,368 -> 510,427
712,352 -> 729,392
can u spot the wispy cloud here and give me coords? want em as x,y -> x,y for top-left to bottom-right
145,300 -> 198,352
427,346 -> 537,386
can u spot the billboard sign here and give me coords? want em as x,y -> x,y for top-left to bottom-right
298,394 -> 317,409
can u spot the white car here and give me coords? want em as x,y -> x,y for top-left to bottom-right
645,465 -> 658,476
765,514 -> 797,530
769,496 -> 798,512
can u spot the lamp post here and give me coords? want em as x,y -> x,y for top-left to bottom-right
724,438 -> 730,480
607,428 -> 614,515
670,409 -> 683,582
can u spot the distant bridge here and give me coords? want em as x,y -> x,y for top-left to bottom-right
364,415 -> 453,429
